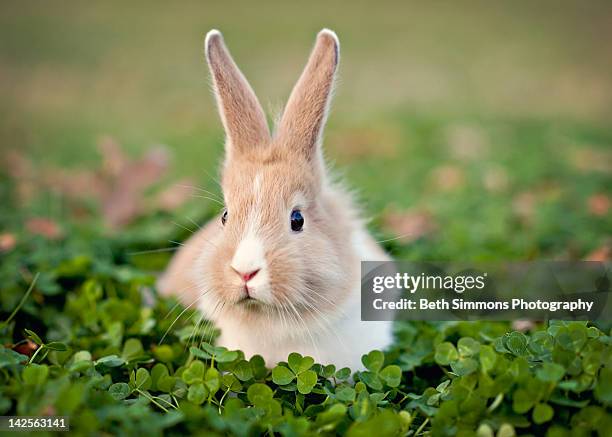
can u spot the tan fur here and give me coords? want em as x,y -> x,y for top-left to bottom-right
205,31 -> 271,156
158,29 -> 392,368
275,31 -> 338,163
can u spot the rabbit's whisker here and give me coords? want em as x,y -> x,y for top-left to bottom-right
172,221 -> 197,235
160,285 -> 208,344
185,216 -> 203,230
127,246 -> 178,255
177,184 -> 223,202
377,232 -> 418,244
191,194 -> 225,206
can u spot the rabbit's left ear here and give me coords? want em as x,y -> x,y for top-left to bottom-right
276,29 -> 339,162
205,30 -> 271,159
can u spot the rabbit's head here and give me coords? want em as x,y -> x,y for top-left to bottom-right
199,30 -> 359,329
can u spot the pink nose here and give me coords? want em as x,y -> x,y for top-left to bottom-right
233,268 -> 260,283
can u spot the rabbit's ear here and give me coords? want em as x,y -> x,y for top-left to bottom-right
205,30 -> 271,158
276,29 -> 339,162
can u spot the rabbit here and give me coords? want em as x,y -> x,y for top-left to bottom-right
158,29 -> 393,370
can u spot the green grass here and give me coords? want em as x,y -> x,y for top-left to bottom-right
1,1 -> 610,256
0,1 -> 611,435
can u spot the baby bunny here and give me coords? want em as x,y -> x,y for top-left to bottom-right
158,29 -> 393,369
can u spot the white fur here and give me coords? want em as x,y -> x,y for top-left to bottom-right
253,172 -> 262,200
230,233 -> 265,275
318,29 -> 339,48
213,226 -> 393,369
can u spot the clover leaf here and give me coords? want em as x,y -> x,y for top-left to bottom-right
134,368 -> 152,391
512,388 -> 534,414
247,383 -> 273,405
335,385 -> 356,402
288,352 -> 315,374
361,350 -> 384,373
594,367 -> 612,403
109,382 -> 131,400
122,338 -> 145,362
451,357 -> 478,376
335,367 -> 351,380
182,360 -> 205,385
22,363 -> 49,386
435,342 -> 459,365
273,354 -> 317,393
379,365 -> 402,388
187,383 -> 208,405
533,403 -> 554,424
479,345 -> 497,373
536,362 -> 565,383
272,365 -> 295,385
457,337 -> 480,357
296,370 -> 318,394
505,332 -> 528,356
232,359 -> 254,382
204,367 -> 220,394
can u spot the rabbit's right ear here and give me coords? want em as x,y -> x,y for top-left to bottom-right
205,30 -> 271,159
275,30 -> 339,163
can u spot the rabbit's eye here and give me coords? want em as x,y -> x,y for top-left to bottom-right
221,208 -> 228,225
290,209 -> 304,232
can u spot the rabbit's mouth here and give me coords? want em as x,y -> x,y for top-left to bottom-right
234,295 -> 270,315
236,291 -> 262,307
237,295 -> 257,304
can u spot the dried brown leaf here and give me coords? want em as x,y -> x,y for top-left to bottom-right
155,178 -> 197,211
511,320 -> 536,332
102,145 -> 170,228
43,168 -> 105,200
0,233 -> 17,252
5,139 -> 190,229
482,165 -> 509,192
25,217 -> 63,239
4,150 -> 37,205
429,164 -> 465,191
512,192 -> 537,224
4,150 -> 34,179
584,242 -> 611,262
587,193 -> 610,217
382,207 -> 437,244
12,340 -> 38,357
98,135 -> 128,178
446,124 -> 489,161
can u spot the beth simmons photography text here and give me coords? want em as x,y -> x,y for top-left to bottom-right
369,273 -> 595,313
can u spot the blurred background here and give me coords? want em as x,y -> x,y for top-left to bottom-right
0,0 -> 610,261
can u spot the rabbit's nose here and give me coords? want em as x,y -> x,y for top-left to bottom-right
232,267 -> 260,283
